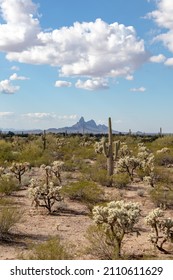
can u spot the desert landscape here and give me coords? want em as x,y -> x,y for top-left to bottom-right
0,118 -> 173,260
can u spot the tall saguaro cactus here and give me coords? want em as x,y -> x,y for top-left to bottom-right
103,117 -> 120,177
103,117 -> 113,176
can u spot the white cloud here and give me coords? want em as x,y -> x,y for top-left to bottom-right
11,65 -> 20,71
0,79 -> 20,94
149,54 -> 166,63
147,0 -> 173,53
0,111 -> 14,117
164,57 -> 173,66
55,80 -> 72,88
22,112 -> 56,121
0,0 -> 40,52
0,0 -> 148,82
126,75 -> 134,80
10,73 -> 30,80
75,78 -> 109,91
57,115 -> 78,120
130,87 -> 146,92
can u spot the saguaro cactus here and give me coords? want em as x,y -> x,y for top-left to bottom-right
42,130 -> 47,150
103,117 -> 120,177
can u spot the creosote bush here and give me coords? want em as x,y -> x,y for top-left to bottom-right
86,224 -> 118,259
24,236 -> 71,260
0,175 -> 19,196
62,180 -> 104,211
112,173 -> 130,188
0,207 -> 21,240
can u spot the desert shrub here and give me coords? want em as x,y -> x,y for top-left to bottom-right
86,225 -> 118,259
112,173 -> 130,188
152,136 -> 173,149
62,160 -> 76,172
0,140 -> 16,163
155,150 -> 173,166
89,168 -> 112,186
92,200 -> 141,258
62,180 -> 104,211
149,185 -> 173,209
0,207 -> 21,240
24,237 -> 71,260
0,175 -> 19,195
19,143 -> 52,166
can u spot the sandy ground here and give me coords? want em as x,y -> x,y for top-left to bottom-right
0,171 -> 173,260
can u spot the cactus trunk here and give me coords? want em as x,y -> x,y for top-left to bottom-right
107,117 -> 114,176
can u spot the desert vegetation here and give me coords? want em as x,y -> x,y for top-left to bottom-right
0,120 -> 173,259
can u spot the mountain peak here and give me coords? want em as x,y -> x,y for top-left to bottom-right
79,116 -> 85,124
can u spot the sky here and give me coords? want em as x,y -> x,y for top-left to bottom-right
0,0 -> 173,133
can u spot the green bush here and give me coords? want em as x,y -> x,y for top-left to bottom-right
0,207 -> 21,240
61,180 -> 104,211
24,237 -> 71,260
112,173 -> 130,188
149,185 -> 173,209
0,176 -> 19,195
155,151 -> 173,166
0,140 -> 16,164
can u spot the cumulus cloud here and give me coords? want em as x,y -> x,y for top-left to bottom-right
0,0 -> 149,82
0,72 -> 29,94
57,115 -> 78,120
0,111 -> 14,117
0,0 -> 40,52
75,78 -> 109,91
147,0 -> 173,53
21,113 -> 78,122
164,57 -> 173,66
9,73 -> 30,80
11,65 -> 20,71
22,112 -> 56,121
55,80 -> 72,88
130,87 -> 146,92
149,54 -> 166,63
0,79 -> 20,94
0,0 -> 151,91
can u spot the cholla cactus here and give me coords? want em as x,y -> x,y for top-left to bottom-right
40,161 -> 63,185
137,143 -> 155,174
145,208 -> 173,253
117,156 -> 140,181
9,162 -> 30,185
92,200 -> 141,257
28,178 -> 63,213
28,163 -> 63,213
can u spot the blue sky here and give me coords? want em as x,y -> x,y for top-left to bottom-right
0,0 -> 173,133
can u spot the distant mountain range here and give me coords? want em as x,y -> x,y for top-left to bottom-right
47,117 -> 119,134
0,117 -> 119,135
